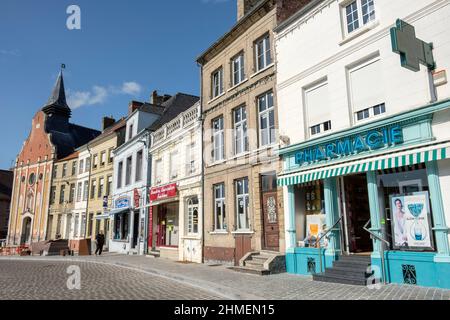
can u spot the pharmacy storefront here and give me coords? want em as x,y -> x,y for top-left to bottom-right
278,100 -> 450,289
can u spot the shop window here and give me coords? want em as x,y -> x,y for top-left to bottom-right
295,181 -> 326,247
235,178 -> 249,231
377,165 -> 435,251
114,212 -> 129,240
187,197 -> 199,234
214,183 -> 226,231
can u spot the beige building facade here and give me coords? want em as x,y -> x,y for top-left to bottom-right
86,118 -> 126,250
197,0 -> 284,265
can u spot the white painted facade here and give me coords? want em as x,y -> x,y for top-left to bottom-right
275,0 -> 450,247
149,102 -> 203,263
110,108 -> 160,255
70,147 -> 91,240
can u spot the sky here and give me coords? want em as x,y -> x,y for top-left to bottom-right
0,0 -> 236,169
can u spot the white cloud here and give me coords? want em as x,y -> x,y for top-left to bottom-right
121,81 -> 142,95
68,86 -> 108,109
68,81 -> 142,109
0,49 -> 20,56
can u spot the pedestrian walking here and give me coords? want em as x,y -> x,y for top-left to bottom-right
95,231 -> 105,256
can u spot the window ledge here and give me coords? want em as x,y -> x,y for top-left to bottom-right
208,92 -> 226,105
209,231 -> 229,235
227,78 -> 249,92
339,20 -> 380,46
231,230 -> 254,235
250,63 -> 274,79
182,235 -> 201,240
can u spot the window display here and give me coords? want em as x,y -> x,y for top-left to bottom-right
377,165 -> 435,251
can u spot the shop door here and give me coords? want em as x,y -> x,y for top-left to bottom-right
262,192 -> 280,251
234,235 -> 252,266
132,211 -> 139,249
343,174 -> 373,253
156,207 -> 166,247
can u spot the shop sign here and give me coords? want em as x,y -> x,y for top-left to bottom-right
390,191 -> 434,251
134,188 -> 141,208
149,183 -> 177,202
115,196 -> 130,209
295,125 -> 403,165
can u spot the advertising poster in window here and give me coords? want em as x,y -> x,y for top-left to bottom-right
306,214 -> 326,238
390,191 -> 434,251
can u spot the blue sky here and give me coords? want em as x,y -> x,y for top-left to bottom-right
0,0 -> 236,169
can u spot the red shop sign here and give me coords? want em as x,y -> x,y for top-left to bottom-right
149,183 -> 177,202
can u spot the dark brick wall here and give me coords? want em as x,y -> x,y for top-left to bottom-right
204,246 -> 235,264
276,0 -> 314,26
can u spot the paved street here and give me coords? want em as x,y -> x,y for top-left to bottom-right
1,254 -> 450,300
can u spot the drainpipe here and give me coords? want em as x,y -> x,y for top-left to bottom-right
84,145 -> 92,240
198,61 -> 205,263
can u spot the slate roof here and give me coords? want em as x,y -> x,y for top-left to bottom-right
40,70 -> 101,159
147,93 -> 199,132
41,71 -> 71,118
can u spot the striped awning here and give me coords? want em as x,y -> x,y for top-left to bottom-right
278,142 -> 450,187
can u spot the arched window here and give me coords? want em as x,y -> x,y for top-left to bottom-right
187,197 -> 199,234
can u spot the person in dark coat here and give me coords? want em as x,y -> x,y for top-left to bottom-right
95,231 -> 105,256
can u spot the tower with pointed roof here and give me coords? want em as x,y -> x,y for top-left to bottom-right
7,69 -> 101,247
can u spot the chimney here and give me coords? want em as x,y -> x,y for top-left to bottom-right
150,90 -> 172,105
128,100 -> 144,115
237,0 -> 260,20
102,116 -> 116,131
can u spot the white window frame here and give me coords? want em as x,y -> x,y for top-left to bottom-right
212,117 -> 224,162
258,91 -> 275,147
155,159 -> 163,184
125,156 -> 132,186
79,159 -> 84,175
135,149 -> 143,182
255,34 -> 272,71
235,178 -> 250,231
232,52 -> 245,86
186,143 -> 196,175
187,197 -> 199,235
310,121 -> 332,136
76,182 -> 82,203
214,184 -> 226,231
83,181 -> 89,202
117,161 -> 123,189
355,103 -> 386,122
98,177 -> 105,198
170,151 -> 178,179
212,68 -> 224,98
341,0 -> 376,36
233,106 -> 248,155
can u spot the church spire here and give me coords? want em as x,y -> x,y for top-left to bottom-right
42,69 -> 71,118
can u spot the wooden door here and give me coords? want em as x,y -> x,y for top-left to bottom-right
234,235 -> 252,266
262,192 -> 280,251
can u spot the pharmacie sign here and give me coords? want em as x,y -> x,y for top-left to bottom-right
295,125 -> 404,165
149,183 -> 177,202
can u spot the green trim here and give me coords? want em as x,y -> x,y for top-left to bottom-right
278,146 -> 450,186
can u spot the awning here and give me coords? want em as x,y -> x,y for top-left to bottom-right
278,142 -> 450,187
102,207 -> 129,219
95,213 -> 111,220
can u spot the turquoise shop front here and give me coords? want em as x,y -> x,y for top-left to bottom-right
278,99 -> 450,289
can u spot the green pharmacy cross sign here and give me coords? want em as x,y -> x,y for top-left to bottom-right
391,19 -> 436,72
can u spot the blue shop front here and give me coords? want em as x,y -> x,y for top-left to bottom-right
278,99 -> 450,289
